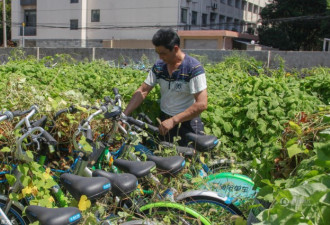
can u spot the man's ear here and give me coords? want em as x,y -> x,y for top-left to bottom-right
173,45 -> 179,53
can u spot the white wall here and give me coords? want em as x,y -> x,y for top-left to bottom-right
86,0 -> 179,40
11,0 -> 268,46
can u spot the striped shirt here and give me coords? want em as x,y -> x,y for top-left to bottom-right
144,54 -> 207,116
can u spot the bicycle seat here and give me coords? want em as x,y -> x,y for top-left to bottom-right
185,133 -> 219,152
147,155 -> 185,177
92,170 -> 138,197
113,159 -> 156,178
26,205 -> 81,225
160,141 -> 195,157
60,173 -> 111,201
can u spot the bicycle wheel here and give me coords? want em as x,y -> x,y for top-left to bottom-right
0,199 -> 30,225
200,172 -> 257,205
176,190 -> 245,225
139,202 -> 211,225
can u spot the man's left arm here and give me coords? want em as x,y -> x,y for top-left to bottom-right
159,89 -> 207,135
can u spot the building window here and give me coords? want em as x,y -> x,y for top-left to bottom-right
234,19 -> 240,32
253,5 -> 259,14
202,13 -> 207,27
91,10 -> 100,22
226,17 -> 233,30
71,0 -> 79,3
191,11 -> 198,25
210,13 -> 217,29
219,15 -> 226,30
21,9 -> 36,36
241,1 -> 247,10
181,8 -> 188,23
70,19 -> 78,30
220,0 -> 226,4
248,3 -> 253,12
24,10 -> 36,27
228,0 -> 233,6
235,0 -> 241,9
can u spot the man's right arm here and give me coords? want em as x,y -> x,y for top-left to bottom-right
123,82 -> 153,116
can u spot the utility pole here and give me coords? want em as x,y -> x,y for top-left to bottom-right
2,0 -> 6,47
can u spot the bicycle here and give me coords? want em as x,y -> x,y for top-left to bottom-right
0,106 -> 211,225
67,89 -> 248,224
0,105 -> 58,224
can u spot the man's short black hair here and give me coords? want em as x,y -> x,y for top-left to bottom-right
152,28 -> 180,51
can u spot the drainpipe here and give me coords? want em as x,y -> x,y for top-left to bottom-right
222,36 -> 226,50
81,0 -> 87,47
177,0 -> 181,30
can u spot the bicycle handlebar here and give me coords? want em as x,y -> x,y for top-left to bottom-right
42,130 -> 58,145
126,116 -> 159,133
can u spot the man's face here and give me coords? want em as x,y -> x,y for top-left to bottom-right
155,45 -> 177,64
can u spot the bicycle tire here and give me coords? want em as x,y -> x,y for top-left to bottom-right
176,190 -> 245,224
139,201 -> 211,225
0,199 -> 30,225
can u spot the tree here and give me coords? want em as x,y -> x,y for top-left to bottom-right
0,0 -> 11,46
258,0 -> 329,50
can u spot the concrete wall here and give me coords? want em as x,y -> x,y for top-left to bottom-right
0,48 -> 329,69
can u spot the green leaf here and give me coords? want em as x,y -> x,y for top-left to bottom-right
18,163 -> 30,176
20,175 -> 31,186
26,150 -> 34,160
247,137 -> 257,148
315,142 -> 330,161
247,109 -> 258,121
9,193 -> 21,201
319,128 -> 330,141
320,193 -> 330,206
223,122 -> 233,132
289,121 -> 302,135
287,144 -> 303,158
5,174 -> 16,186
0,147 -> 11,152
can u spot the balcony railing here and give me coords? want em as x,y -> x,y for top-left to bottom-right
20,0 -> 36,6
20,26 -> 36,36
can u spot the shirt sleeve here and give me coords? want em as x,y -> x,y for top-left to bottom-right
189,73 -> 207,94
144,69 -> 157,87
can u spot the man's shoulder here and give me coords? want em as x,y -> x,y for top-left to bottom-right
152,60 -> 165,74
151,60 -> 165,75
184,54 -> 202,67
183,54 -> 205,77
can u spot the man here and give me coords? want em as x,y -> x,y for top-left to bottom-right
123,28 -> 207,146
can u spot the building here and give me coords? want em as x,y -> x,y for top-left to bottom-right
12,0 -> 268,49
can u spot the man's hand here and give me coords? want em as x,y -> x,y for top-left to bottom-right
159,117 -> 176,136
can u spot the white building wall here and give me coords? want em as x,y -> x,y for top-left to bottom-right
86,0 -> 179,40
11,0 -> 268,47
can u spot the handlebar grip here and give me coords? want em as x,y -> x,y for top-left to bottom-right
12,110 -> 22,117
146,124 -> 159,133
86,128 -> 93,143
144,115 -> 153,125
53,109 -> 69,121
12,109 -> 31,117
68,105 -> 78,113
42,131 -> 58,145
112,88 -> 119,95
104,96 -> 111,103
127,117 -> 159,133
127,116 -> 144,127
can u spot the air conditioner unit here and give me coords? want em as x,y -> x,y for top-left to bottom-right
212,3 -> 218,10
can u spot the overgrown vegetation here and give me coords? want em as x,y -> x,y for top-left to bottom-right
0,51 -> 329,224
